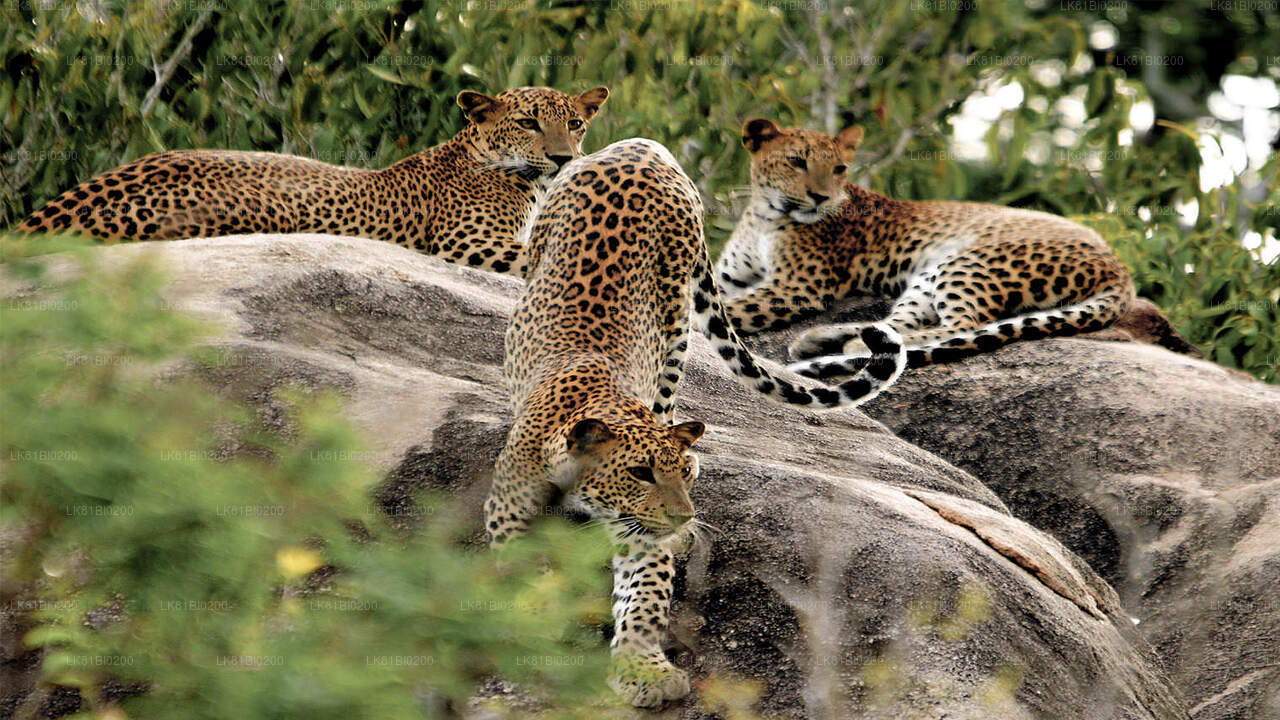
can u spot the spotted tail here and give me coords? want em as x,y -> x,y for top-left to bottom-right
691,251 -> 904,408
791,286 -> 1132,379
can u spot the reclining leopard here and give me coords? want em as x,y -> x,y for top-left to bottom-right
17,86 -> 608,276
716,118 -> 1135,377
491,138 -> 904,707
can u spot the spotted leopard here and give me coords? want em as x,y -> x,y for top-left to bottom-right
17,86 -> 608,276
716,118 -> 1135,377
489,138 -> 904,707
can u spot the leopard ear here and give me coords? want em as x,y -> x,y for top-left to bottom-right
671,421 -> 705,449
567,418 -> 616,455
574,86 -> 609,120
457,90 -> 502,124
743,118 -> 782,152
835,125 -> 865,161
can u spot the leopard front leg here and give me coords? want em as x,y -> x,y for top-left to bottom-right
608,547 -> 690,708
484,444 -> 554,546
788,321 -> 877,361
714,243 -> 766,299
722,275 -> 835,335
429,225 -> 529,277
442,237 -> 528,276
789,272 -> 938,360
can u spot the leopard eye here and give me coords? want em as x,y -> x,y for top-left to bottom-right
567,118 -> 584,130
787,155 -> 807,170
833,164 -> 847,175
515,118 -> 541,132
628,467 -> 655,483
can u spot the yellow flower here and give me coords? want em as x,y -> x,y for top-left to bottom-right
276,546 -> 323,578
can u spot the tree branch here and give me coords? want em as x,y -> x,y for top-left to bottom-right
141,7 -> 214,118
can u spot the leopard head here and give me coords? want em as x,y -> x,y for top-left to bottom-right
554,417 -> 704,549
457,86 -> 609,180
741,118 -> 864,223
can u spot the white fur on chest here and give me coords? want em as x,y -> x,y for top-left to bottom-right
512,176 -> 553,249
729,201 -> 783,264
753,221 -> 780,266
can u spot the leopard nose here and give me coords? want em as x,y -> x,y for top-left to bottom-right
667,510 -> 695,525
807,191 -> 829,205
548,154 -> 573,169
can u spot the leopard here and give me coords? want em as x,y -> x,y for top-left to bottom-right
715,118 -> 1135,379
489,138 -> 905,707
16,86 -> 609,276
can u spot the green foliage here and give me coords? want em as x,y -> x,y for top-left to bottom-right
0,0 -> 1274,381
0,242 -> 615,717
1082,180 -> 1280,382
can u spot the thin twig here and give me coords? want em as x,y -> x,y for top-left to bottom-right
141,7 -> 215,117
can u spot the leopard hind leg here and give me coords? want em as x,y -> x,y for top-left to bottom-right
790,241 -> 1133,376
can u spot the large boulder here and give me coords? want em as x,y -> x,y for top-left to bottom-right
749,298 -> 1280,720
10,235 -> 1191,719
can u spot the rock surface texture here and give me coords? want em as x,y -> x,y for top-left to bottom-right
20,233 -> 1268,719
852,339 -> 1280,720
748,295 -> 1280,720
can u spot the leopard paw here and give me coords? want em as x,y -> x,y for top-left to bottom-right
789,324 -> 863,360
609,653 -> 691,708
840,337 -> 870,356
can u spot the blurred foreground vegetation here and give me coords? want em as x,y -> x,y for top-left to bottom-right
0,241 -> 617,717
1,0 -> 1276,380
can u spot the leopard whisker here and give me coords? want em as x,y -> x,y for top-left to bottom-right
575,516 -> 625,532
690,517 -> 723,536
